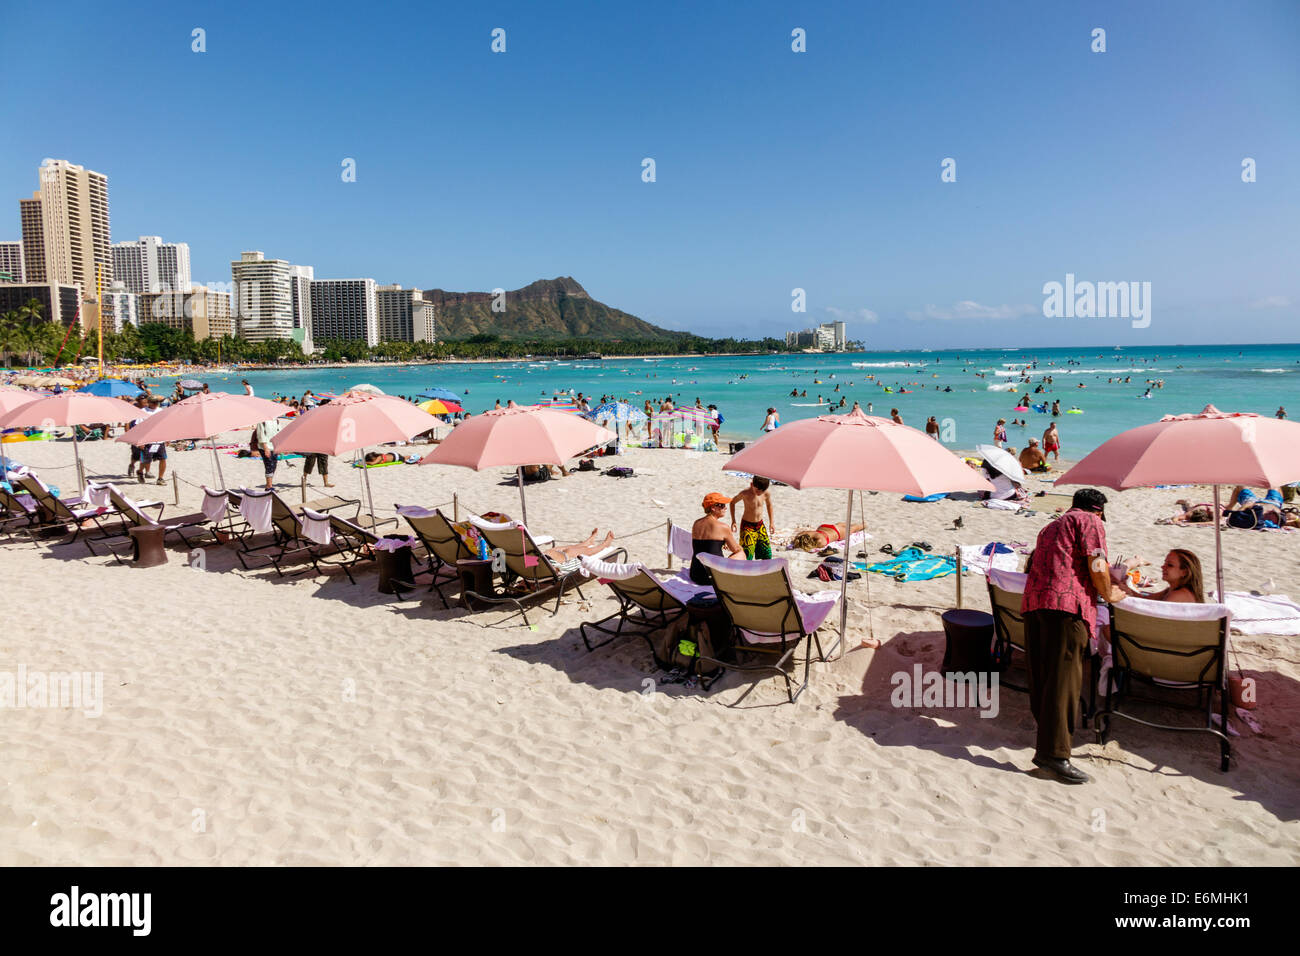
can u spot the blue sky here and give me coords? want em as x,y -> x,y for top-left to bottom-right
2,0 -> 1297,346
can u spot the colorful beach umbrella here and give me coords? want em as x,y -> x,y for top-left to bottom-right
420,406 -> 615,525
1054,404 -> 1300,600
591,401 -> 646,424
417,399 -> 463,415
724,408 -> 994,655
346,383 -> 384,397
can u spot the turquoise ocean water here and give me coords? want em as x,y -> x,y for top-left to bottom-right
168,344 -> 1300,457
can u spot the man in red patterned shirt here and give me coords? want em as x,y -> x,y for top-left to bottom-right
1021,488 -> 1127,784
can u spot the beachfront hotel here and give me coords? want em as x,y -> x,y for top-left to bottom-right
310,277 -> 379,347
376,284 -> 437,343
0,239 -> 24,282
786,320 -> 847,351
111,235 -> 192,295
289,264 -> 315,354
18,160 -> 112,319
230,251 -> 295,343
139,285 -> 234,340
0,280 -> 81,326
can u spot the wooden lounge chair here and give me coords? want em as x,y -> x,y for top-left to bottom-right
15,474 -> 118,552
395,505 -> 479,606
577,555 -> 712,658
1094,597 -> 1232,771
468,518 -> 627,628
695,553 -> 840,703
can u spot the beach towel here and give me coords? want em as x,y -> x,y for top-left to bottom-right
903,492 -> 948,503
960,542 -> 1020,576
983,499 -> 1021,511
865,548 -> 957,581
201,488 -> 230,522
668,523 -> 694,563
239,490 -> 273,533
1223,592 -> 1300,635
300,507 -> 332,546
83,482 -> 112,510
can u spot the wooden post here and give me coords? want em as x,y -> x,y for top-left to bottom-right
666,519 -> 673,569
301,471 -> 307,504
172,472 -> 180,506
955,548 -> 963,608
453,492 -> 459,522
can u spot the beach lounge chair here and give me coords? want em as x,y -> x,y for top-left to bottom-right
102,484 -> 215,557
577,555 -> 713,656
468,517 -> 627,628
231,488 -> 322,576
695,553 -> 840,703
14,474 -> 118,552
0,483 -> 56,542
313,511 -> 385,585
395,505 -> 479,606
1093,597 -> 1233,771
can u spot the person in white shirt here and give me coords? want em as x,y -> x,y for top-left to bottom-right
242,379 -> 255,397
762,407 -> 780,432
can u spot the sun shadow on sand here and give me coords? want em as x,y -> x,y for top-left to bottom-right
831,623 -> 1300,822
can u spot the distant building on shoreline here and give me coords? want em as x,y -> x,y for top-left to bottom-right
0,281 -> 82,327
0,240 -> 25,282
377,285 -> 436,343
310,277 -> 378,347
786,320 -> 847,351
112,235 -> 191,295
140,285 -> 233,340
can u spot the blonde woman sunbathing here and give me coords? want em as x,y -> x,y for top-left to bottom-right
789,521 -> 867,551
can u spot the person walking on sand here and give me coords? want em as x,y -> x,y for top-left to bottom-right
1021,488 -> 1128,784
1277,407 -> 1287,420
1043,422 -> 1061,461
762,407 -> 780,432
926,416 -> 940,440
730,476 -> 774,560
994,418 -> 1008,448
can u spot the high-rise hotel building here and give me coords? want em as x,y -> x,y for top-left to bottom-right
230,251 -> 293,343
112,235 -> 191,294
376,285 -> 436,343
0,241 -> 23,282
310,278 -> 379,347
19,160 -> 113,314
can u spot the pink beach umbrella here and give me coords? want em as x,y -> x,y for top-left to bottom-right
420,406 -> 615,525
724,408 -> 995,654
0,393 -> 138,488
273,393 -> 441,518
115,391 -> 287,489
0,388 -> 43,473
1054,404 -> 1300,600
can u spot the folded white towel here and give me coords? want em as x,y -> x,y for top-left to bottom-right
300,508 -> 332,546
239,490 -> 273,533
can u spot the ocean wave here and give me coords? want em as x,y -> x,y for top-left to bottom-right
851,361 -> 926,368
986,383 -> 1017,391
1253,368 -> 1288,373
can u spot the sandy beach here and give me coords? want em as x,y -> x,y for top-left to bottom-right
1,435 -> 1297,866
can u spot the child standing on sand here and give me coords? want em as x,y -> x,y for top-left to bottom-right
730,476 -> 774,560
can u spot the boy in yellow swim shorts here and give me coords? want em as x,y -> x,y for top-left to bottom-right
730,476 -> 774,560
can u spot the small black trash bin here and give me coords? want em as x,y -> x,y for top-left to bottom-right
940,608 -> 995,673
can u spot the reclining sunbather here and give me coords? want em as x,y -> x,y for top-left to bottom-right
1113,549 -> 1205,603
365,451 -> 401,464
544,528 -> 616,567
789,521 -> 867,551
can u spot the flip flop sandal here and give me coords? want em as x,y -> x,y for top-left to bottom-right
879,544 -> 896,555
911,541 -> 933,552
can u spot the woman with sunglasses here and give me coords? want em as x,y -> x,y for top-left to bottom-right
689,492 -> 742,585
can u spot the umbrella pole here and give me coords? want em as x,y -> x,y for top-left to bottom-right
362,447 -> 376,520
1213,483 -> 1224,601
517,466 -> 527,526
72,432 -> 85,491
836,488 -> 852,661
209,437 -> 226,490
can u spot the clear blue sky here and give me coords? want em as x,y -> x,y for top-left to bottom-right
3,0 -> 1297,346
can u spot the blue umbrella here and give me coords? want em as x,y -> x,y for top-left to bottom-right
77,378 -> 142,398
592,401 -> 646,424
418,386 -> 460,402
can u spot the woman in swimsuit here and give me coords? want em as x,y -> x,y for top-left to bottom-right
690,492 -> 741,585
790,521 -> 867,551
1114,549 -> 1205,603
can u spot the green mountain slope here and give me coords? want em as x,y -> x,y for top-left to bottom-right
422,277 -> 685,342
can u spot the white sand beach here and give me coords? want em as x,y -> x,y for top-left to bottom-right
1,436 -> 1297,866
